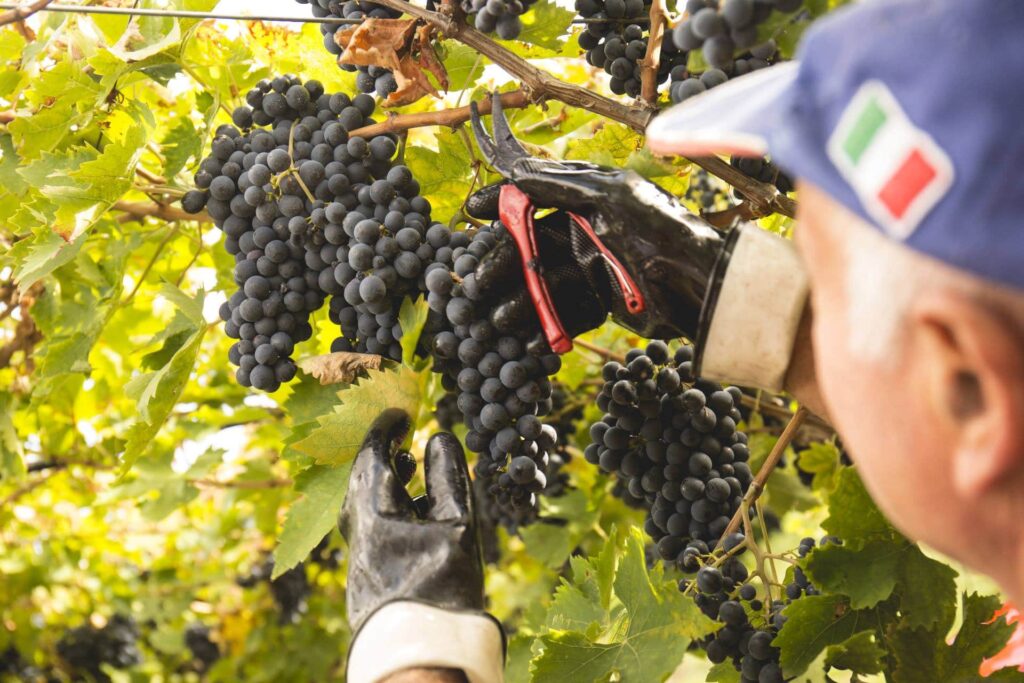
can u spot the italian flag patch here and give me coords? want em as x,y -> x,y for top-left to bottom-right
827,81 -> 954,239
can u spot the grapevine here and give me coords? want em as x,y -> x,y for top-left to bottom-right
1,1 -> 1018,681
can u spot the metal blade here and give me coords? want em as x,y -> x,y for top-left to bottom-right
490,92 -> 530,163
469,101 -> 499,168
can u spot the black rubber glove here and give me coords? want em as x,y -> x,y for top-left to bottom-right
466,189 -> 615,351
469,95 -> 731,346
340,408 -> 486,632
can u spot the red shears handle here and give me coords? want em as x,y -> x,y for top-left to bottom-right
498,184 -> 573,354
497,185 -> 646,355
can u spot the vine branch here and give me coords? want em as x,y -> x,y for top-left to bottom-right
191,477 -> 293,490
572,338 -> 626,362
114,200 -> 210,224
639,0 -> 666,105
347,90 -> 529,138
0,0 -> 55,27
715,406 -> 809,548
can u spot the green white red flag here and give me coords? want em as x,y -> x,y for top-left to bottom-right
828,81 -> 954,239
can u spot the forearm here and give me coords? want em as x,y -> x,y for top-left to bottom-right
383,669 -> 470,683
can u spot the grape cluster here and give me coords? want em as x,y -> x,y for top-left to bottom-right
310,534 -> 344,569
434,392 -> 462,430
296,0 -> 402,98
584,341 -> 753,564
575,0 -> 688,98
541,383 -> 584,498
184,624 -> 220,672
668,35 -> 778,103
685,168 -> 732,212
730,155 -> 793,199
691,535 -> 841,682
672,0 -> 798,70
462,0 -> 538,39
1,647 -> 55,683
237,558 -> 312,623
56,614 -> 141,683
182,75 -> 454,390
423,222 -> 563,517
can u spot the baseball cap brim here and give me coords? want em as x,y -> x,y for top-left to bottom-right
646,62 -> 799,159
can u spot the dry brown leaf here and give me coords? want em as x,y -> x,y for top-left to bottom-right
335,18 -> 450,108
414,23 -> 449,92
386,58 -> 438,107
297,352 -> 384,385
337,18 -> 417,71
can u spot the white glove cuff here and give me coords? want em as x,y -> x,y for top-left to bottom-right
347,601 -> 506,683
696,224 -> 809,391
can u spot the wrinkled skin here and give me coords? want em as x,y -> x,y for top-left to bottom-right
340,409 -> 485,632
468,94 -> 728,345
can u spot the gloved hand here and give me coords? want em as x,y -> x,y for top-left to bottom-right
341,408 -> 505,683
468,95 -> 728,346
467,94 -> 809,391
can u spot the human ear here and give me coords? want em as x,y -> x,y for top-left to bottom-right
910,291 -> 1024,498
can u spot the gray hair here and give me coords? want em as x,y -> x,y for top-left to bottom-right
836,208 -> 1024,363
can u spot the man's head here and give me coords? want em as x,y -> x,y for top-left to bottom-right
645,0 -> 1024,599
795,182 -> 1024,599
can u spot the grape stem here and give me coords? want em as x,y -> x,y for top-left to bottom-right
639,0 -> 667,105
572,338 -> 626,363
715,406 -> 810,548
755,499 -> 781,591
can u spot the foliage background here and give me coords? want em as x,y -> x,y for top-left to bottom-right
0,1 -> 1020,681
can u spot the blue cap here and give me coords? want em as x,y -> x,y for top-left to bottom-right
646,0 -> 1024,291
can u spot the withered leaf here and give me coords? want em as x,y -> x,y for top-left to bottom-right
337,18 -> 416,71
336,18 -> 449,108
297,352 -> 384,385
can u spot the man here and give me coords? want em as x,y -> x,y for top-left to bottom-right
341,0 -> 1024,680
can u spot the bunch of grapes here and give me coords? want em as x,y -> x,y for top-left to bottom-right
310,534 -> 344,569
0,647 -> 22,677
56,614 -> 141,683
182,75 -> 456,389
584,341 -> 754,565
685,168 -> 732,212
183,624 -> 220,672
295,0 -> 401,98
327,192 -> 451,360
575,0 -> 688,98
672,0 -> 799,71
730,155 -> 793,199
461,0 -> 539,39
1,647 -> 56,683
422,222 -> 563,517
667,38 -> 778,103
689,535 -> 841,682
433,392 -> 462,430
237,558 -> 312,623
541,383 -> 585,498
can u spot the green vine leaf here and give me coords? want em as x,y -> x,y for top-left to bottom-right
272,464 -> 352,579
291,364 -> 425,465
531,529 -> 717,681
889,593 -> 1020,683
774,595 -> 877,678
